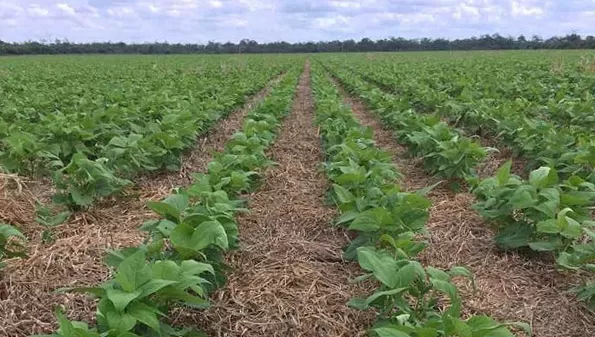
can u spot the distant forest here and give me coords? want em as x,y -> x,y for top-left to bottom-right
1,33 -> 594,55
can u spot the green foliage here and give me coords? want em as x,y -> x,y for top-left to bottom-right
320,53 -> 595,183
310,64 -> 524,337
42,63 -> 301,336
64,249 -> 213,336
52,153 -> 132,207
0,223 -> 27,269
472,162 -> 595,253
319,60 -> 488,180
34,202 -> 71,244
0,55 -> 295,207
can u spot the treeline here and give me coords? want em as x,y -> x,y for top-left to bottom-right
1,33 -> 594,55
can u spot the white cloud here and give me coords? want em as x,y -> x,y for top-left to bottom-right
107,6 -> 135,18
209,0 -> 223,8
452,3 -> 480,20
28,5 -> 49,17
511,0 -> 544,16
313,14 -> 351,30
56,3 -> 75,15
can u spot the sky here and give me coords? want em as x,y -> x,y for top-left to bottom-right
1,0 -> 594,43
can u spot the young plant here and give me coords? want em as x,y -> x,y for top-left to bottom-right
472,161 -> 595,253
34,202 -> 71,244
61,249 -> 213,336
0,223 -> 27,269
52,153 -> 131,207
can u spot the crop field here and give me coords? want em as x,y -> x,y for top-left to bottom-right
0,51 -> 594,337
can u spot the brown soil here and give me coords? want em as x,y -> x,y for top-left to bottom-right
179,62 -> 372,337
0,73 -> 285,337
330,75 -> 595,337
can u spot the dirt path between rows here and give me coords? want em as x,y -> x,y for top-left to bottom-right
0,73 -> 285,337
329,74 -> 595,337
189,62 -> 371,337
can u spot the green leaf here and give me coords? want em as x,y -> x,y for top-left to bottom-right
444,316 -> 472,337
137,279 -> 178,298
535,219 -> 560,234
0,224 -> 26,240
465,315 -> 516,337
114,250 -> 151,292
347,297 -> 368,310
104,309 -> 137,332
528,241 -> 560,251
426,266 -> 450,281
147,194 -> 188,222
70,187 -> 94,206
356,247 -> 399,288
495,161 -> 512,185
529,166 -> 558,188
494,223 -> 533,249
333,184 -> 355,204
431,279 -> 459,301
395,262 -> 421,287
372,327 -> 412,337
180,260 -> 215,276
170,220 -> 228,256
533,200 -> 559,218
364,287 -> 408,306
348,211 -> 381,232
449,266 -> 473,279
508,187 -> 536,209
127,302 -> 161,332
106,288 -> 142,312
335,211 -> 359,226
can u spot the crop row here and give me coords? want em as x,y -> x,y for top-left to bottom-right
318,60 -> 488,182
324,55 -> 595,183
310,63 -> 527,337
318,55 -> 595,309
33,66 -> 301,337
333,53 -> 595,131
0,55 -> 297,207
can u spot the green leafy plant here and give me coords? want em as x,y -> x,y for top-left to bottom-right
34,202 -> 71,244
55,249 -> 213,337
52,153 -> 132,207
310,65 -> 525,337
40,65 -> 302,335
1,55 -> 294,207
0,223 -> 27,269
472,161 -> 595,253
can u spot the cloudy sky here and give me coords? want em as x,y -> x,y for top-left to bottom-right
1,0 -> 594,43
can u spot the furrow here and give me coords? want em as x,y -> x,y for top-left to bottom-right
193,62 -> 370,337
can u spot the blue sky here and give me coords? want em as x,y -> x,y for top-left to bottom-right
1,0 -> 594,43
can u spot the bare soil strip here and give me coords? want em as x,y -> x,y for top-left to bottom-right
329,75 -> 595,337
186,62 -> 371,337
0,73 -> 285,337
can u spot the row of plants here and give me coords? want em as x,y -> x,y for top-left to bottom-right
0,55 -> 298,207
471,161 -> 595,307
322,55 -> 595,308
310,63 -> 528,337
33,67 -> 301,337
328,56 -> 595,183
330,53 -> 595,132
318,61 -> 489,181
